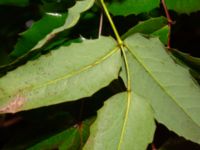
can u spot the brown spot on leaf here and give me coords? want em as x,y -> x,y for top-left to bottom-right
0,95 -> 26,114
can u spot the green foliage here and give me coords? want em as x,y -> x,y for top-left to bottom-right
0,37 -> 121,113
11,13 -> 68,58
123,17 -> 169,45
0,0 -> 200,149
165,0 -> 200,14
11,0 -> 95,59
28,118 -> 94,150
107,0 -> 200,15
108,0 -> 160,16
0,0 -> 29,7
122,34 -> 200,144
84,92 -> 155,150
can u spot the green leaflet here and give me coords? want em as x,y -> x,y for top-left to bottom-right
108,0 -> 160,16
84,92 -> 155,150
31,0 -> 95,50
122,16 -> 168,39
121,16 -> 169,45
122,33 -> 200,144
10,0 -> 95,59
171,49 -> 200,73
170,49 -> 200,85
10,13 -> 68,58
0,0 -> 29,7
151,25 -> 169,45
107,0 -> 200,16
28,118 -> 93,150
0,36 -> 121,113
165,0 -> 200,14
28,127 -> 81,150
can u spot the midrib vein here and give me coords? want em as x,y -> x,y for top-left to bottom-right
118,91 -> 131,150
31,46 -> 119,91
118,46 -> 132,150
125,44 -> 200,128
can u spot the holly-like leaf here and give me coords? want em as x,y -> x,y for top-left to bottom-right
122,33 -> 200,144
10,0 -> 95,59
0,36 -> 121,113
108,0 -> 160,16
84,92 -> 155,150
165,0 -> 200,14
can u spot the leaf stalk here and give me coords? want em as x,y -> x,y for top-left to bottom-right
100,0 -> 123,46
99,0 -> 131,92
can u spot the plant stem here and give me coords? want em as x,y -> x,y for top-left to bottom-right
98,12 -> 103,37
100,0 -> 123,46
99,0 -> 130,92
161,0 -> 173,48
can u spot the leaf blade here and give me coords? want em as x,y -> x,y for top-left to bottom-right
108,0 -> 160,16
124,33 -> 200,144
27,118 -> 94,150
0,36 -> 121,113
84,92 -> 155,150
10,13 -> 68,58
165,0 -> 200,14
32,0 -> 95,50
10,0 -> 95,59
122,16 -> 168,40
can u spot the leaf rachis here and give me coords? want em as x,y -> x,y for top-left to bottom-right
100,0 -> 132,149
